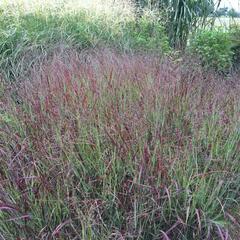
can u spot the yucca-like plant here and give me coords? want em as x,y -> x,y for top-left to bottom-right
134,0 -> 221,48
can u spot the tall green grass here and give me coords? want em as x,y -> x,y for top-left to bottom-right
0,0 -> 170,81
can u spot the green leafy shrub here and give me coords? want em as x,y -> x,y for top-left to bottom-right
189,29 -> 233,71
123,15 -> 170,53
229,24 -> 240,69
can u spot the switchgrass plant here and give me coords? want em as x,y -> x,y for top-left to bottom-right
0,49 -> 239,239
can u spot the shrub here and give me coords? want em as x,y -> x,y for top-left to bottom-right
189,29 -> 233,71
229,24 -> 240,69
121,13 -> 170,53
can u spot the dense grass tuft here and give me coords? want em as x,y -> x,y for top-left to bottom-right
0,49 -> 239,239
0,1 -> 240,239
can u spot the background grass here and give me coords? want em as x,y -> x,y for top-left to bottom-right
0,0 -> 170,81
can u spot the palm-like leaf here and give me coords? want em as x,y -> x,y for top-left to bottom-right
134,0 -> 221,48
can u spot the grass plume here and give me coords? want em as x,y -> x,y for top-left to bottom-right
0,49 -> 239,239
